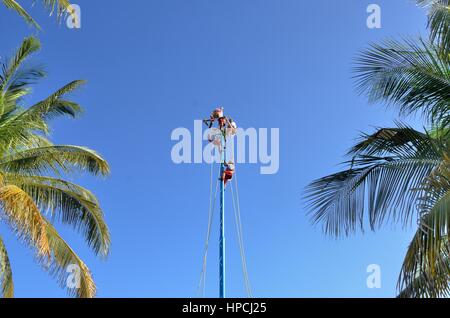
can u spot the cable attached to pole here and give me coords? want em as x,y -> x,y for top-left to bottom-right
197,162 -> 220,297
230,170 -> 253,297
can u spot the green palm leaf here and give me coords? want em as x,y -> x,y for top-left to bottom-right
0,80 -> 85,148
307,1 -> 450,298
354,38 -> 450,121
0,145 -> 110,177
304,125 -> 441,236
417,0 -> 450,54
0,37 -> 41,95
0,36 -> 109,298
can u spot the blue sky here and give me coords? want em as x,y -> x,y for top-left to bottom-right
0,0 -> 430,297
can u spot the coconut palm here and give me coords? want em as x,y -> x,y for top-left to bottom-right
304,1 -> 450,297
304,124 -> 450,297
2,0 -> 71,29
0,36 -> 110,298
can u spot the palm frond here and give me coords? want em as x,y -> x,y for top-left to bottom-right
0,185 -> 50,257
417,0 -> 450,54
0,236 -> 13,298
0,184 -> 97,297
398,228 -> 450,297
0,145 -> 110,177
1,0 -> 39,28
23,80 -> 84,121
304,125 -> 441,236
354,38 -> 450,120
43,219 -> 96,298
0,37 -> 41,94
398,250 -> 450,298
41,0 -> 72,17
397,164 -> 450,297
0,33 -> 107,299
348,126 -> 433,157
2,0 -> 72,28
0,80 -> 85,143
5,174 -> 110,256
0,79 -> 84,153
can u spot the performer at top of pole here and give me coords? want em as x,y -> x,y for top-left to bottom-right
203,106 -> 237,137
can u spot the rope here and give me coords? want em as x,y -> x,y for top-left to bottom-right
197,162 -> 219,297
230,171 -> 253,297
197,133 -> 253,297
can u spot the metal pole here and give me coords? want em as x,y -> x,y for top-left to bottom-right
219,132 -> 226,298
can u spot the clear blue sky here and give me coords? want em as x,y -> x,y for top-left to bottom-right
0,0 -> 430,297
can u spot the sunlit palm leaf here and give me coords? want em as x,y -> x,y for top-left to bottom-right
0,37 -> 40,96
5,174 -> 110,256
1,0 -> 72,29
0,236 -> 13,298
43,220 -> 96,298
26,80 -> 84,120
1,0 -> 39,28
41,0 -> 71,17
0,145 -> 110,176
0,80 -> 85,146
0,36 -> 108,298
0,185 -> 50,257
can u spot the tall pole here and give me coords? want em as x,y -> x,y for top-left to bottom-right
219,131 -> 226,298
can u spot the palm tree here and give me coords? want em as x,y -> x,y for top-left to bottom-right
2,0 -> 71,29
0,36 -> 110,298
304,1 -> 450,297
304,124 -> 450,297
